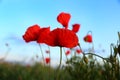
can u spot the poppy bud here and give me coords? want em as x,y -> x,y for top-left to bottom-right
84,56 -> 88,64
83,34 -> 92,43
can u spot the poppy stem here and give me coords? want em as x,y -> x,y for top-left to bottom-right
63,48 -> 68,61
47,46 -> 51,65
118,32 -> 120,44
91,31 -> 95,53
48,46 -> 51,80
55,47 -> 62,80
78,43 -> 85,55
0,44 -> 11,61
87,30 -> 92,35
38,44 -> 45,66
58,47 -> 62,70
85,53 -> 108,61
78,43 -> 108,61
59,47 -> 62,78
74,50 -> 77,57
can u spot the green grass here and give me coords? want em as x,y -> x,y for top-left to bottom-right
0,55 -> 120,80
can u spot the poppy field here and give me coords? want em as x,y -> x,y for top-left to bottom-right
0,12 -> 120,80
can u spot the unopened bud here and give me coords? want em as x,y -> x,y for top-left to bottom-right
84,56 -> 88,64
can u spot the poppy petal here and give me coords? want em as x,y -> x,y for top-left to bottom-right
23,24 -> 40,42
72,24 -> 80,33
44,28 -> 78,48
57,12 -> 71,29
37,27 -> 50,43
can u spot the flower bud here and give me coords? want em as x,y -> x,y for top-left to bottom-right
84,56 -> 88,64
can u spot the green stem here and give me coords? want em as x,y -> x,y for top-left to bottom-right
87,30 -> 92,35
78,43 -> 108,61
85,53 -> 108,61
55,47 -> 62,80
38,44 -> 45,66
110,44 -> 114,55
48,46 -> 51,66
58,47 -> 62,70
118,32 -> 120,43
48,46 -> 51,80
78,43 -> 85,55
92,42 -> 94,52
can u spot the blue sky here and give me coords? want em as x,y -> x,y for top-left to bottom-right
0,0 -> 120,63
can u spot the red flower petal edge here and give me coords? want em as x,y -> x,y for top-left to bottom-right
72,24 -> 80,33
57,12 -> 71,29
23,24 -> 40,42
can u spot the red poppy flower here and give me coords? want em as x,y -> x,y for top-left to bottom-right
57,12 -> 71,29
72,24 -> 80,33
45,57 -> 50,64
83,34 -> 92,43
44,28 -> 78,48
23,24 -> 40,42
37,27 -> 50,43
65,50 -> 71,55
76,49 -> 82,54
